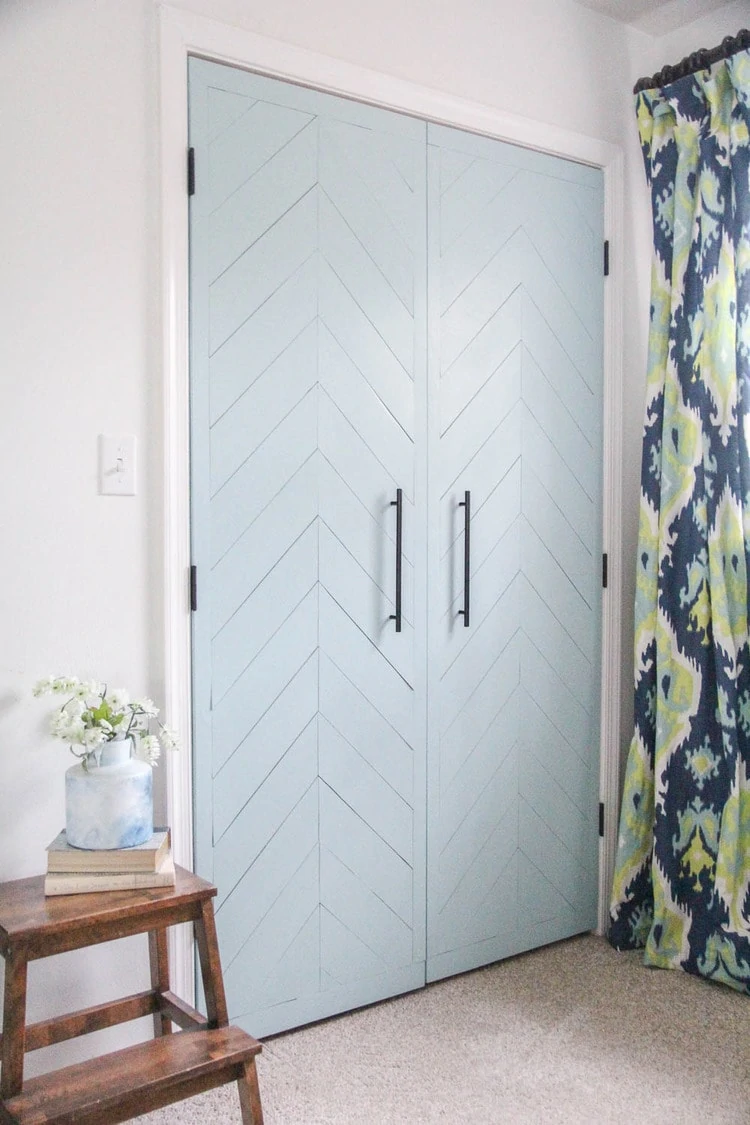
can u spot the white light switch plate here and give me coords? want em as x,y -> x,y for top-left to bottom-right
99,434 -> 136,495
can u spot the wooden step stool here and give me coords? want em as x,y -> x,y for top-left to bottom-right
0,867 -> 264,1124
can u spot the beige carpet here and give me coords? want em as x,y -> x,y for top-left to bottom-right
137,935 -> 749,1123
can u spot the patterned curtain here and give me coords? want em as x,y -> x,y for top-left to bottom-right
609,49 -> 750,991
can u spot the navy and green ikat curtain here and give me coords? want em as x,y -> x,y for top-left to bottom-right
609,49 -> 750,991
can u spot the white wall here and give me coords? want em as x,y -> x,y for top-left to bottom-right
635,0 -> 750,58
0,0 -> 162,1073
0,0 -> 745,1073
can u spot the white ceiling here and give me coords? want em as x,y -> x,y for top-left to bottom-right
573,0 -> 737,35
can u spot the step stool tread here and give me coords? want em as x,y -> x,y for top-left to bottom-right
1,1026 -> 261,1125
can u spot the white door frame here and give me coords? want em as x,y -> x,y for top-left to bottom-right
158,2 -> 624,1004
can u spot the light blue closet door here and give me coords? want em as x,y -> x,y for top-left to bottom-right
426,124 -> 604,980
189,58 -> 427,1038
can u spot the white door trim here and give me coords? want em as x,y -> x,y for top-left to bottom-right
158,2 -> 624,1002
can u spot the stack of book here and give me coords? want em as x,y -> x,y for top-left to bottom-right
44,827 -> 175,896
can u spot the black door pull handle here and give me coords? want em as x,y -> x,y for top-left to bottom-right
389,488 -> 403,632
458,491 -> 470,627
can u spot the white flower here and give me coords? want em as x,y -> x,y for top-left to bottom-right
62,699 -> 86,721
33,674 -> 180,768
160,726 -> 180,752
74,679 -> 103,700
136,734 -> 161,765
49,712 -> 66,737
133,697 -> 159,718
51,714 -> 85,744
83,727 -> 107,749
107,688 -> 130,711
51,708 -> 82,737
53,676 -> 80,694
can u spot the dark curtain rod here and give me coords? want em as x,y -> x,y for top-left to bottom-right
633,27 -> 750,94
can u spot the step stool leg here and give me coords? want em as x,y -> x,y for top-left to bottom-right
236,1057 -> 264,1125
194,899 -> 229,1028
1,951 -> 28,1099
148,928 -> 172,1036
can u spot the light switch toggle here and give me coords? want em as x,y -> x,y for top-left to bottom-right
99,435 -> 136,495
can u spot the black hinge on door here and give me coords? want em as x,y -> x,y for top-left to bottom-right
603,239 -> 610,277
189,565 -> 198,612
187,147 -> 196,197
602,552 -> 608,589
599,802 -> 605,838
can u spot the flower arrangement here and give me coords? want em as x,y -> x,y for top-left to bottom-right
32,675 -> 179,770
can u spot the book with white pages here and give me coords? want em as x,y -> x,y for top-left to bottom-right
44,851 -> 176,896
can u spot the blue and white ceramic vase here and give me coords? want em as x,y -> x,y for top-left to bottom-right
65,736 -> 153,849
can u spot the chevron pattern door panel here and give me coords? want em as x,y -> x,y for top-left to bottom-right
190,59 -> 605,1026
189,59 -> 427,1038
425,124 -> 603,981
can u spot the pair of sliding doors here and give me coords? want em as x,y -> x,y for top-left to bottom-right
189,57 -> 603,1038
